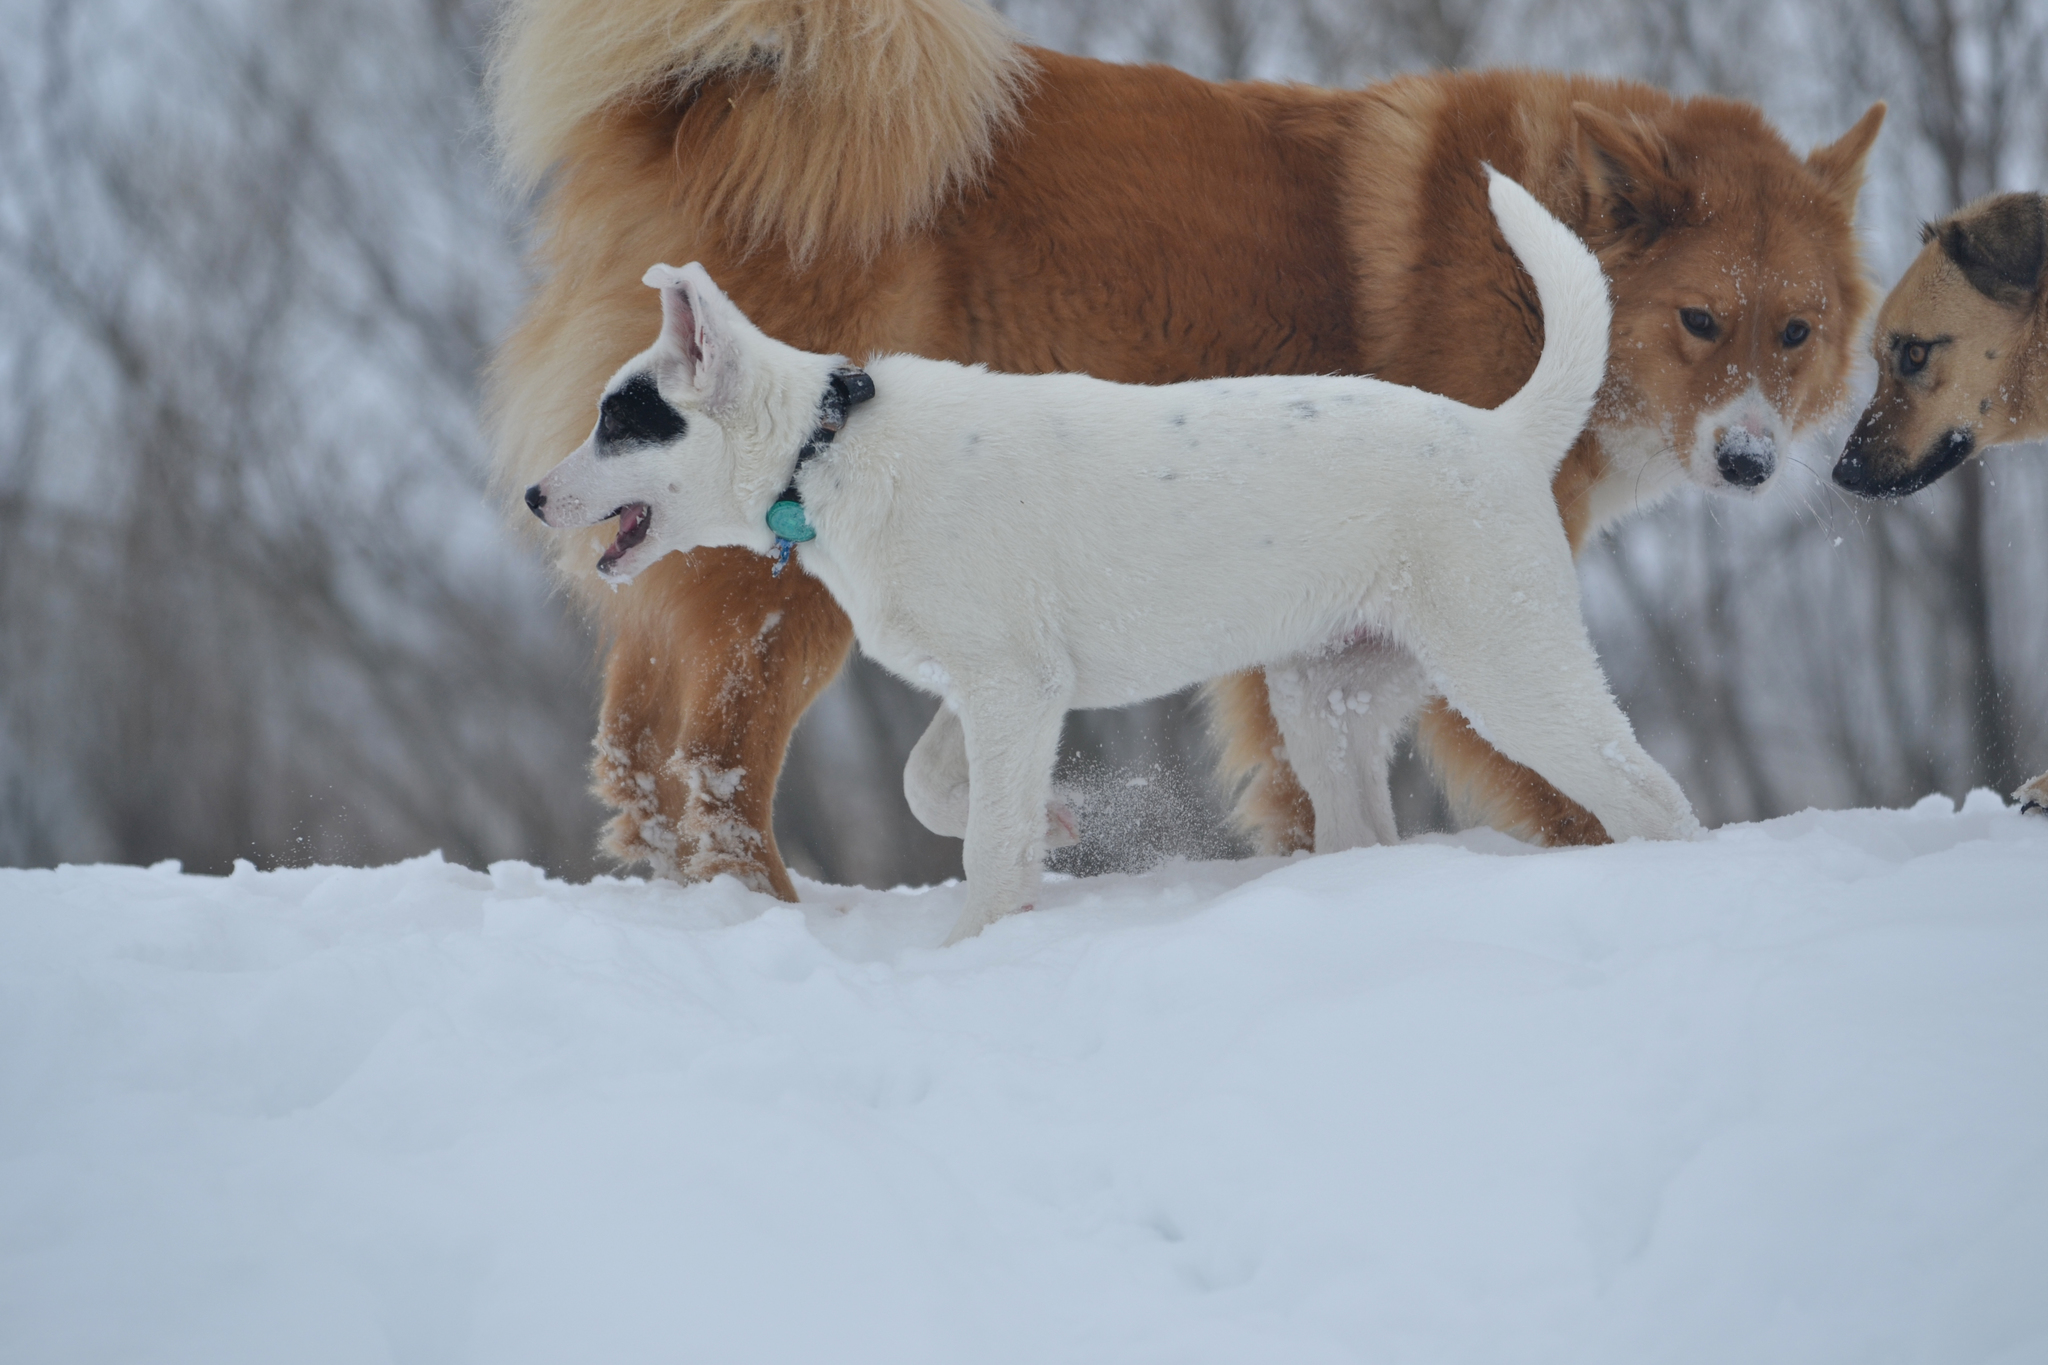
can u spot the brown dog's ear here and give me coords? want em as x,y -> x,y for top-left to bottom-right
1573,102 -> 1687,246
1937,192 -> 2048,306
1806,103 -> 1886,217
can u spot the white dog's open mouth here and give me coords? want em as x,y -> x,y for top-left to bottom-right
597,502 -> 652,574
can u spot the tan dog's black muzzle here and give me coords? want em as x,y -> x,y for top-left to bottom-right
1834,408 -> 1973,498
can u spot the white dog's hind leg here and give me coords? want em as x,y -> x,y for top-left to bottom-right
905,705 -> 973,838
1267,638 -> 1429,853
905,704 -> 1078,848
1410,579 -> 1699,844
944,695 -> 1069,945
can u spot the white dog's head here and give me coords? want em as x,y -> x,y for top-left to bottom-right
525,263 -> 838,582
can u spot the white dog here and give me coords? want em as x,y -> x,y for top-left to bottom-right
528,170 -> 1699,943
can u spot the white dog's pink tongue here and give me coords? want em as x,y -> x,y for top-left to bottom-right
598,502 -> 652,571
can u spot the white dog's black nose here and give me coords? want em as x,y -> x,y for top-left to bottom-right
524,484 -> 547,519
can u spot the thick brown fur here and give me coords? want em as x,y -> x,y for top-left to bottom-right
489,0 -> 1033,261
1835,191 -> 2048,813
488,0 -> 1884,890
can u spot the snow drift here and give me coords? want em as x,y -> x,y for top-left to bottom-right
2,796 -> 2044,1363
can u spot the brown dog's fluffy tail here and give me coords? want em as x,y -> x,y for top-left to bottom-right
488,0 -> 1033,261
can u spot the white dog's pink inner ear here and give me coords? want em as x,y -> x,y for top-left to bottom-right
658,284 -> 705,373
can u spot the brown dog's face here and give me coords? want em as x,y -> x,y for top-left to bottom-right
1834,192 -> 2047,498
1575,100 -> 1885,501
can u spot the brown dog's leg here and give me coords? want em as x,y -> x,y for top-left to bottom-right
1417,698 -> 1610,845
592,546 -> 854,899
1207,670 -> 1316,854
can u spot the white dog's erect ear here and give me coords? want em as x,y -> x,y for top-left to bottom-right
643,262 -> 744,413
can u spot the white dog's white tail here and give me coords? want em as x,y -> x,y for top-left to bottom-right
488,0 -> 1032,261
1482,167 -> 1613,467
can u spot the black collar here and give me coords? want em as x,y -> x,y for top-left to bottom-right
766,366 -> 875,574
783,366 -> 875,501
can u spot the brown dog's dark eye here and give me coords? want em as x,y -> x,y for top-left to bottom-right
1680,308 -> 1717,340
1781,320 -> 1810,348
1900,340 -> 1932,376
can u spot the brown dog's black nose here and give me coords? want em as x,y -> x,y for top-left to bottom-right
1715,440 -> 1774,489
524,484 -> 547,519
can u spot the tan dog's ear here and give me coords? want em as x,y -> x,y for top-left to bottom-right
1572,102 -> 1686,246
1806,103 -> 1885,217
1936,192 -> 2048,306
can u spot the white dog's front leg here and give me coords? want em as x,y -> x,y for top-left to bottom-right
943,696 -> 1069,945
905,704 -> 1079,849
1267,638 -> 1429,853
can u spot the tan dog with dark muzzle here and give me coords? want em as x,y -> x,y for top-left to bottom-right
1834,191 -> 2047,811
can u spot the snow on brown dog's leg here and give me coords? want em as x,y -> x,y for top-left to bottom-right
2017,772 -> 2048,817
590,547 -> 853,899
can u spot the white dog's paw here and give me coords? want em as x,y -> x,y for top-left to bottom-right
2016,771 -> 2048,816
943,903 -> 1012,946
943,891 -> 1041,945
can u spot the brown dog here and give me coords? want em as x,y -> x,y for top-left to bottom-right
488,0 -> 1885,893
1835,191 -> 2048,812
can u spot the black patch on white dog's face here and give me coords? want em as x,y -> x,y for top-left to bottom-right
597,373 -> 686,453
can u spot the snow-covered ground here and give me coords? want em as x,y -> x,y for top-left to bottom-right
3,796 -> 2044,1364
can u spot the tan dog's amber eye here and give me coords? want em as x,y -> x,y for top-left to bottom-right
1680,308 -> 1717,340
1900,341 -> 1931,376
1781,320 -> 1810,348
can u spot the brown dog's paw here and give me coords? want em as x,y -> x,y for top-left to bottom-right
2016,771 -> 2048,816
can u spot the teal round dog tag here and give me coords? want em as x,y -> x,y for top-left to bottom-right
766,499 -> 816,543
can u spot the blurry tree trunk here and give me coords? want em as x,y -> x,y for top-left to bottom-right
1953,462 -> 2021,789
1197,0 -> 1258,78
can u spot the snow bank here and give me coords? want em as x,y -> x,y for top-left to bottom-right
3,796 -> 2044,1363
